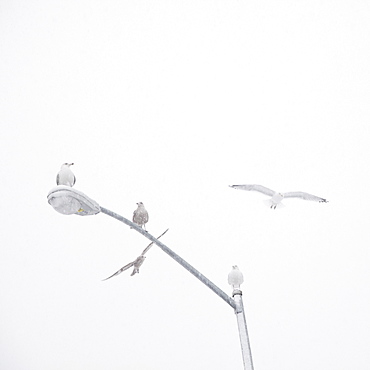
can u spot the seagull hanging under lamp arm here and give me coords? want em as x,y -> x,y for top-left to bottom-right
103,229 -> 169,280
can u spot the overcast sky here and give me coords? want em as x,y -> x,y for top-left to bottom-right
1,1 -> 370,369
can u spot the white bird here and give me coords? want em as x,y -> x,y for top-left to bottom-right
103,229 -> 169,280
133,202 -> 149,231
56,163 -> 76,187
229,184 -> 328,209
228,265 -> 244,289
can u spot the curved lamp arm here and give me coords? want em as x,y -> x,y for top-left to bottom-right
47,186 -> 235,309
100,206 -> 236,309
47,186 -> 256,370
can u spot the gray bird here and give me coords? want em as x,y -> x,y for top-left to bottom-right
56,163 -> 76,186
103,229 -> 169,280
133,202 -> 149,230
229,184 -> 328,209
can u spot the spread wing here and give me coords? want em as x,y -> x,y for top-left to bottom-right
283,192 -> 328,202
229,184 -> 275,197
141,228 -> 169,255
102,260 -> 135,281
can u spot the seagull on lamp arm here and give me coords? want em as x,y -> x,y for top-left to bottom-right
132,202 -> 149,231
229,184 -> 328,209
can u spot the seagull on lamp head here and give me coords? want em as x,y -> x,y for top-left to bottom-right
133,202 -> 149,231
56,163 -> 76,187
229,184 -> 328,209
102,229 -> 169,280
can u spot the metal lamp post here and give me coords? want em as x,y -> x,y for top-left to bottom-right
47,186 -> 254,369
228,266 -> 254,370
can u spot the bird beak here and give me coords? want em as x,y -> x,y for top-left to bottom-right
69,163 -> 74,166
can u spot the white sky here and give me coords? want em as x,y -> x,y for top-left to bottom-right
1,1 -> 369,369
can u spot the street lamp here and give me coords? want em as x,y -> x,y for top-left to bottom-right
47,185 -> 254,370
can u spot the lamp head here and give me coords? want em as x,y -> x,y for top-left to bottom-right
47,186 -> 100,216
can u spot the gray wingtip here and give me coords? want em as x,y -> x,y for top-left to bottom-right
102,273 -> 117,281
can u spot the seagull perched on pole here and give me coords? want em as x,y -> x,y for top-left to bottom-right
56,163 -> 76,187
229,184 -> 328,209
133,202 -> 149,231
228,265 -> 244,289
102,229 -> 169,280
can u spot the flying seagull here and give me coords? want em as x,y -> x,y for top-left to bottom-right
133,202 -> 149,231
102,229 -> 169,280
56,163 -> 76,187
229,184 -> 328,209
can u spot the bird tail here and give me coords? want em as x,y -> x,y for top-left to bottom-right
263,199 -> 285,209
131,268 -> 139,276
